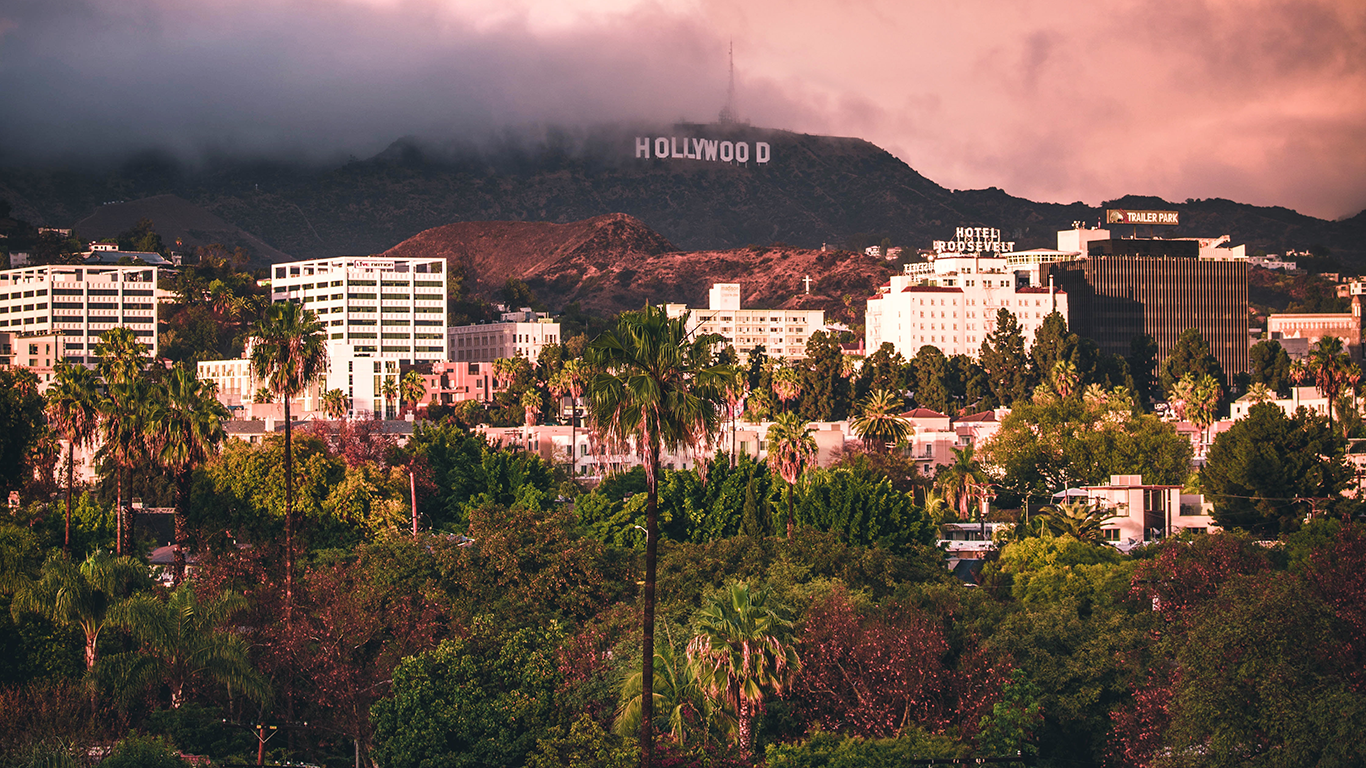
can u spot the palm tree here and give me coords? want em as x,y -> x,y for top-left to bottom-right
585,304 -> 728,768
562,360 -> 588,475
101,584 -> 271,709
1245,382 -> 1275,405
937,446 -> 989,536
615,638 -> 729,748
94,328 -> 150,556
1306,337 -> 1358,425
321,388 -> 350,420
249,301 -> 327,615
380,376 -> 399,420
46,362 -> 103,552
686,583 -> 799,757
9,549 -> 146,672
1037,499 -> 1119,543
1049,359 -> 1079,399
716,365 -> 747,468
144,365 -> 228,584
765,413 -> 817,539
771,366 -> 802,413
97,378 -> 151,556
400,370 -> 427,417
521,388 -> 542,427
850,389 -> 910,453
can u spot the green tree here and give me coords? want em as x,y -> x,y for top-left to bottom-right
1159,328 -> 1226,396
100,584 -> 270,709
686,583 -> 800,756
853,343 -> 908,404
1201,403 -> 1354,535
0,369 -> 45,499
912,346 -> 953,414
9,549 -> 146,671
798,331 -> 853,421
1248,339 -> 1292,395
144,365 -> 228,583
766,413 -> 817,539
249,301 -> 327,613
371,623 -> 563,768
98,734 -> 191,768
585,304 -> 728,768
1127,334 -> 1160,409
533,715 -> 637,768
1029,312 -> 1078,383
522,387 -> 543,427
45,362 -> 103,552
979,309 -> 1032,406
850,389 -> 911,453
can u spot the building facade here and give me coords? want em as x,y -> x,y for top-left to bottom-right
665,283 -> 825,360
1042,245 -> 1250,377
0,264 -> 160,365
1267,300 -> 1364,360
198,341 -> 405,420
270,256 -> 448,365
864,270 -> 1067,359
448,309 -> 561,363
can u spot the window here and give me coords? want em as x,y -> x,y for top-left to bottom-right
1103,529 -> 1120,541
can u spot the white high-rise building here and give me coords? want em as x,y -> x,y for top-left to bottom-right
664,283 -> 825,360
865,256 -> 1067,359
269,256 -> 448,365
0,264 -> 160,365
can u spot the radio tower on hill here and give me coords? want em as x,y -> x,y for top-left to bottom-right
718,41 -> 737,124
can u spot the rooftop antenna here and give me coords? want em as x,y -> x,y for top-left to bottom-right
718,40 -> 736,124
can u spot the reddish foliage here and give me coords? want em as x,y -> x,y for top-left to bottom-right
1307,524 -> 1366,689
791,588 -> 952,738
1128,534 -> 1270,628
1107,667 -> 1176,768
301,420 -> 397,468
293,550 -> 449,742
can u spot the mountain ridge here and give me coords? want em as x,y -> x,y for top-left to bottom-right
1,124 -> 1362,268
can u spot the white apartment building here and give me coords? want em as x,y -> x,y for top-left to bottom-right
0,264 -> 159,365
865,259 -> 1067,359
664,283 -> 825,360
270,256 -> 448,365
448,309 -> 560,363
199,341 -> 405,420
1083,474 -> 1220,549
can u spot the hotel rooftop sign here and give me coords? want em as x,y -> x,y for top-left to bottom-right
1106,209 -> 1180,225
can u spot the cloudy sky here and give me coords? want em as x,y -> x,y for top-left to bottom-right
2,0 -> 1364,219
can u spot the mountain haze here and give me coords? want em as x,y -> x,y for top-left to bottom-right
1,124 -> 1363,268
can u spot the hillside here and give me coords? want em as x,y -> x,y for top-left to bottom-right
1,124 -> 1363,268
72,194 -> 292,262
383,212 -> 891,319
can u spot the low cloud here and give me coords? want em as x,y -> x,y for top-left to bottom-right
2,0 -> 1363,219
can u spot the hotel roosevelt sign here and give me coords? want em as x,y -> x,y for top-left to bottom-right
635,135 -> 772,165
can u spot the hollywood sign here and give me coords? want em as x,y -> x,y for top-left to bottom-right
635,137 -> 772,164
933,227 -> 1015,254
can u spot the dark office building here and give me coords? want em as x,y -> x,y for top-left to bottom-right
1041,239 -> 1248,378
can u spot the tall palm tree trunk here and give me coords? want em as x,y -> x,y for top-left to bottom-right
116,470 -> 124,556
65,443 -> 75,553
738,699 -> 755,756
640,441 -> 660,768
284,396 -> 295,619
173,469 -> 190,585
786,484 -> 795,540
